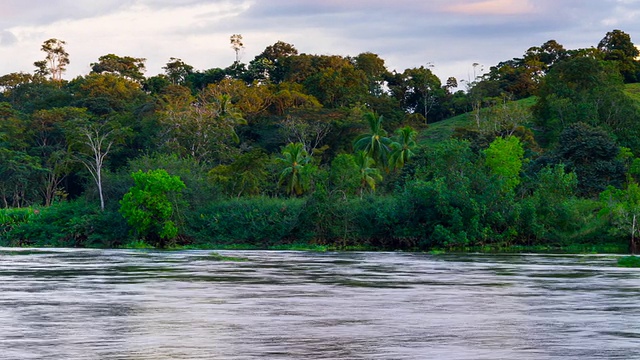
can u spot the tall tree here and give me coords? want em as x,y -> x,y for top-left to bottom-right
34,38 -> 69,82
469,40 -> 568,101
67,121 -> 129,210
354,52 -> 389,96
280,113 -> 332,156
28,107 -> 88,205
68,73 -> 148,115
258,41 -> 298,62
0,102 -> 28,150
159,90 -> 245,164
302,56 -> 369,108
353,112 -> 392,168
163,58 -> 194,85
90,54 -> 147,82
597,29 -> 640,83
550,122 -> 625,197
230,34 -> 244,63
278,142 -> 311,196
0,149 -> 42,208
0,72 -> 33,95
389,66 -> 445,123
534,55 -> 640,149
525,40 -> 567,71
354,150 -> 382,196
203,78 -> 273,120
250,41 -> 298,82
389,126 -> 417,171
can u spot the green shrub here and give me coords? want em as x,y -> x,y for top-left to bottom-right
125,154 -> 221,208
4,200 -> 130,247
119,169 -> 186,248
186,197 -> 306,247
618,256 -> 640,267
0,207 -> 38,241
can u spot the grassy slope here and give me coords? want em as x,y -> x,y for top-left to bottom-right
419,111 -> 471,146
419,84 -> 640,146
624,82 -> 640,103
418,97 -> 537,146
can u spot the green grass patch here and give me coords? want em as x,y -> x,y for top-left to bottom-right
419,96 -> 537,146
624,83 -> 640,103
618,256 -> 640,267
420,112 -> 471,146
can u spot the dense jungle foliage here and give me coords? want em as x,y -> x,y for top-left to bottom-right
2,31 -> 640,252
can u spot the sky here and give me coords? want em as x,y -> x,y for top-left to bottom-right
1,0 -> 640,87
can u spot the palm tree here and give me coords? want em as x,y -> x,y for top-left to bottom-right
278,142 -> 310,196
215,93 -> 246,144
355,151 -> 382,196
390,126 -> 417,170
353,112 -> 392,168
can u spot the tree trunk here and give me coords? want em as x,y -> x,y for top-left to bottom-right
97,170 -> 105,211
631,214 -> 637,255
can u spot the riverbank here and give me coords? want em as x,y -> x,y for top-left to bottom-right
119,240 -> 630,255
1,200 -> 632,255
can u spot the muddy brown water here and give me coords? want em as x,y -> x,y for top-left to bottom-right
0,249 -> 638,359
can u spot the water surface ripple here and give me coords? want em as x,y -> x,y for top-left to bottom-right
0,249 -> 638,359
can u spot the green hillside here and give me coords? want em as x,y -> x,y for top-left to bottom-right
419,97 -> 537,146
625,82 -> 640,102
420,84 -> 640,146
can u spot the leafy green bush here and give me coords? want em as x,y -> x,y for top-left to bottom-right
186,197 -> 306,247
119,169 -> 186,248
126,154 -> 221,208
350,195 -> 418,249
618,256 -> 640,267
0,207 -> 38,241
3,200 -> 130,247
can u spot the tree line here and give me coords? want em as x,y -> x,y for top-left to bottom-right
1,30 -> 640,252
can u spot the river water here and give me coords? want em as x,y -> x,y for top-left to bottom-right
0,249 -> 638,360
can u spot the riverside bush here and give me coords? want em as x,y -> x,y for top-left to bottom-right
186,197 -> 306,247
0,208 -> 37,240
618,256 -> 640,267
3,200 -> 130,247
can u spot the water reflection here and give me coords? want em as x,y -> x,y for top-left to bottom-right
0,249 -> 638,359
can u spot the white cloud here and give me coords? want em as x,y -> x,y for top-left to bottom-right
0,30 -> 17,46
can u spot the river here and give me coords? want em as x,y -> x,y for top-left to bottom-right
0,249 -> 638,359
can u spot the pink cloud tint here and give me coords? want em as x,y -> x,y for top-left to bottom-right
444,0 -> 536,15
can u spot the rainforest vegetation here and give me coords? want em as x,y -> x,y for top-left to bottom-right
2,30 -> 640,253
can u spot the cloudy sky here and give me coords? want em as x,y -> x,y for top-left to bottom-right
1,0 -> 639,85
